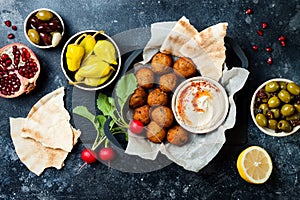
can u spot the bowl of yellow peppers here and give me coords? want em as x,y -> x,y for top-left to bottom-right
60,30 -> 121,90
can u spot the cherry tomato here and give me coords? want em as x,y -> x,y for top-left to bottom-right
81,148 -> 97,164
99,147 -> 115,161
129,120 -> 144,134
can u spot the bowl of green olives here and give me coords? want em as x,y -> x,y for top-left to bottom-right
251,78 -> 300,137
24,8 -> 64,48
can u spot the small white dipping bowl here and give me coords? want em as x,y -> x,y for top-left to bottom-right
172,76 -> 229,134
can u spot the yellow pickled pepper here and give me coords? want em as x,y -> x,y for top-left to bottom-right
83,70 -> 114,86
93,40 -> 118,65
80,31 -> 104,60
66,34 -> 87,72
75,60 -> 115,78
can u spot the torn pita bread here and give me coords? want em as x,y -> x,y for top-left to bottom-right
179,22 -> 228,81
9,118 -> 80,176
160,16 -> 198,57
21,87 -> 74,152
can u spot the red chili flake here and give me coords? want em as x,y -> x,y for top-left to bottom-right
4,20 -> 11,27
7,33 -> 15,39
12,25 -> 17,31
252,45 -> 259,51
280,40 -> 286,47
267,57 -> 273,65
257,30 -> 264,36
245,8 -> 253,15
262,22 -> 268,29
278,35 -> 286,41
266,47 -> 272,52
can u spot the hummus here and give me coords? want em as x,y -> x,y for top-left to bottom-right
172,77 -> 228,133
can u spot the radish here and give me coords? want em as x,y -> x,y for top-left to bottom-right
129,120 -> 144,134
99,147 -> 115,161
81,148 -> 97,164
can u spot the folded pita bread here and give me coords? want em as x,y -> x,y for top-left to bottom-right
160,16 -> 198,57
21,87 -> 74,152
179,22 -> 228,81
9,118 -> 80,176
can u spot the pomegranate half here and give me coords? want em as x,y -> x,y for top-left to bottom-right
0,43 -> 40,98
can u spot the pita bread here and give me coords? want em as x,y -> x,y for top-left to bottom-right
179,22 -> 228,81
160,16 -> 198,57
21,87 -> 74,152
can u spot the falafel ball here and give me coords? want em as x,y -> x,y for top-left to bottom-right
136,67 -> 154,89
167,125 -> 189,146
147,88 -> 168,106
173,57 -> 197,78
146,121 -> 167,143
133,105 -> 151,125
150,106 -> 174,128
151,52 -> 173,74
129,87 -> 148,108
159,73 -> 177,92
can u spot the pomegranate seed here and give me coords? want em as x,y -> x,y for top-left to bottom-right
267,57 -> 273,65
245,8 -> 253,15
257,30 -> 264,36
262,22 -> 268,29
12,25 -> 17,31
4,20 -> 11,27
1,54 -> 9,60
278,35 -> 286,41
252,45 -> 259,51
266,47 -> 272,52
280,40 -> 286,47
7,33 -> 15,39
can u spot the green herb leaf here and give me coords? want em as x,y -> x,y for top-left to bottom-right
97,93 -> 115,117
73,106 -> 99,133
116,73 -> 137,110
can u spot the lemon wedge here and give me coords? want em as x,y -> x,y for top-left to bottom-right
236,146 -> 273,184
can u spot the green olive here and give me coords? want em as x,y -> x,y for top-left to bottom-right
255,113 -> 267,127
294,103 -> 300,113
270,108 -> 281,118
268,96 -> 281,108
287,82 -> 300,96
280,104 -> 295,117
27,29 -> 40,44
278,89 -> 291,103
36,10 -> 53,21
279,82 -> 287,90
277,120 -> 292,132
259,103 -> 269,115
265,81 -> 279,93
268,119 -> 278,130
286,113 -> 300,121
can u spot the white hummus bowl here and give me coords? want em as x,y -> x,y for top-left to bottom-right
172,76 -> 229,134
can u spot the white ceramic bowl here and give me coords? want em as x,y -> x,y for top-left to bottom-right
250,78 -> 300,137
171,76 -> 229,134
24,8 -> 65,48
60,30 -> 121,91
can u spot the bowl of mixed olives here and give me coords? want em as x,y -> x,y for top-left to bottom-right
24,8 -> 64,48
251,78 -> 300,137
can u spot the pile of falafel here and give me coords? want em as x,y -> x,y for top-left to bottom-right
129,52 -> 198,146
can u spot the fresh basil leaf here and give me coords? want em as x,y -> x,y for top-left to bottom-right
116,73 -> 137,109
73,106 -> 99,133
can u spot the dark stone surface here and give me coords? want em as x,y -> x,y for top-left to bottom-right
0,0 -> 299,199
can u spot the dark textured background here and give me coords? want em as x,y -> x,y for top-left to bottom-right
0,0 -> 299,199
